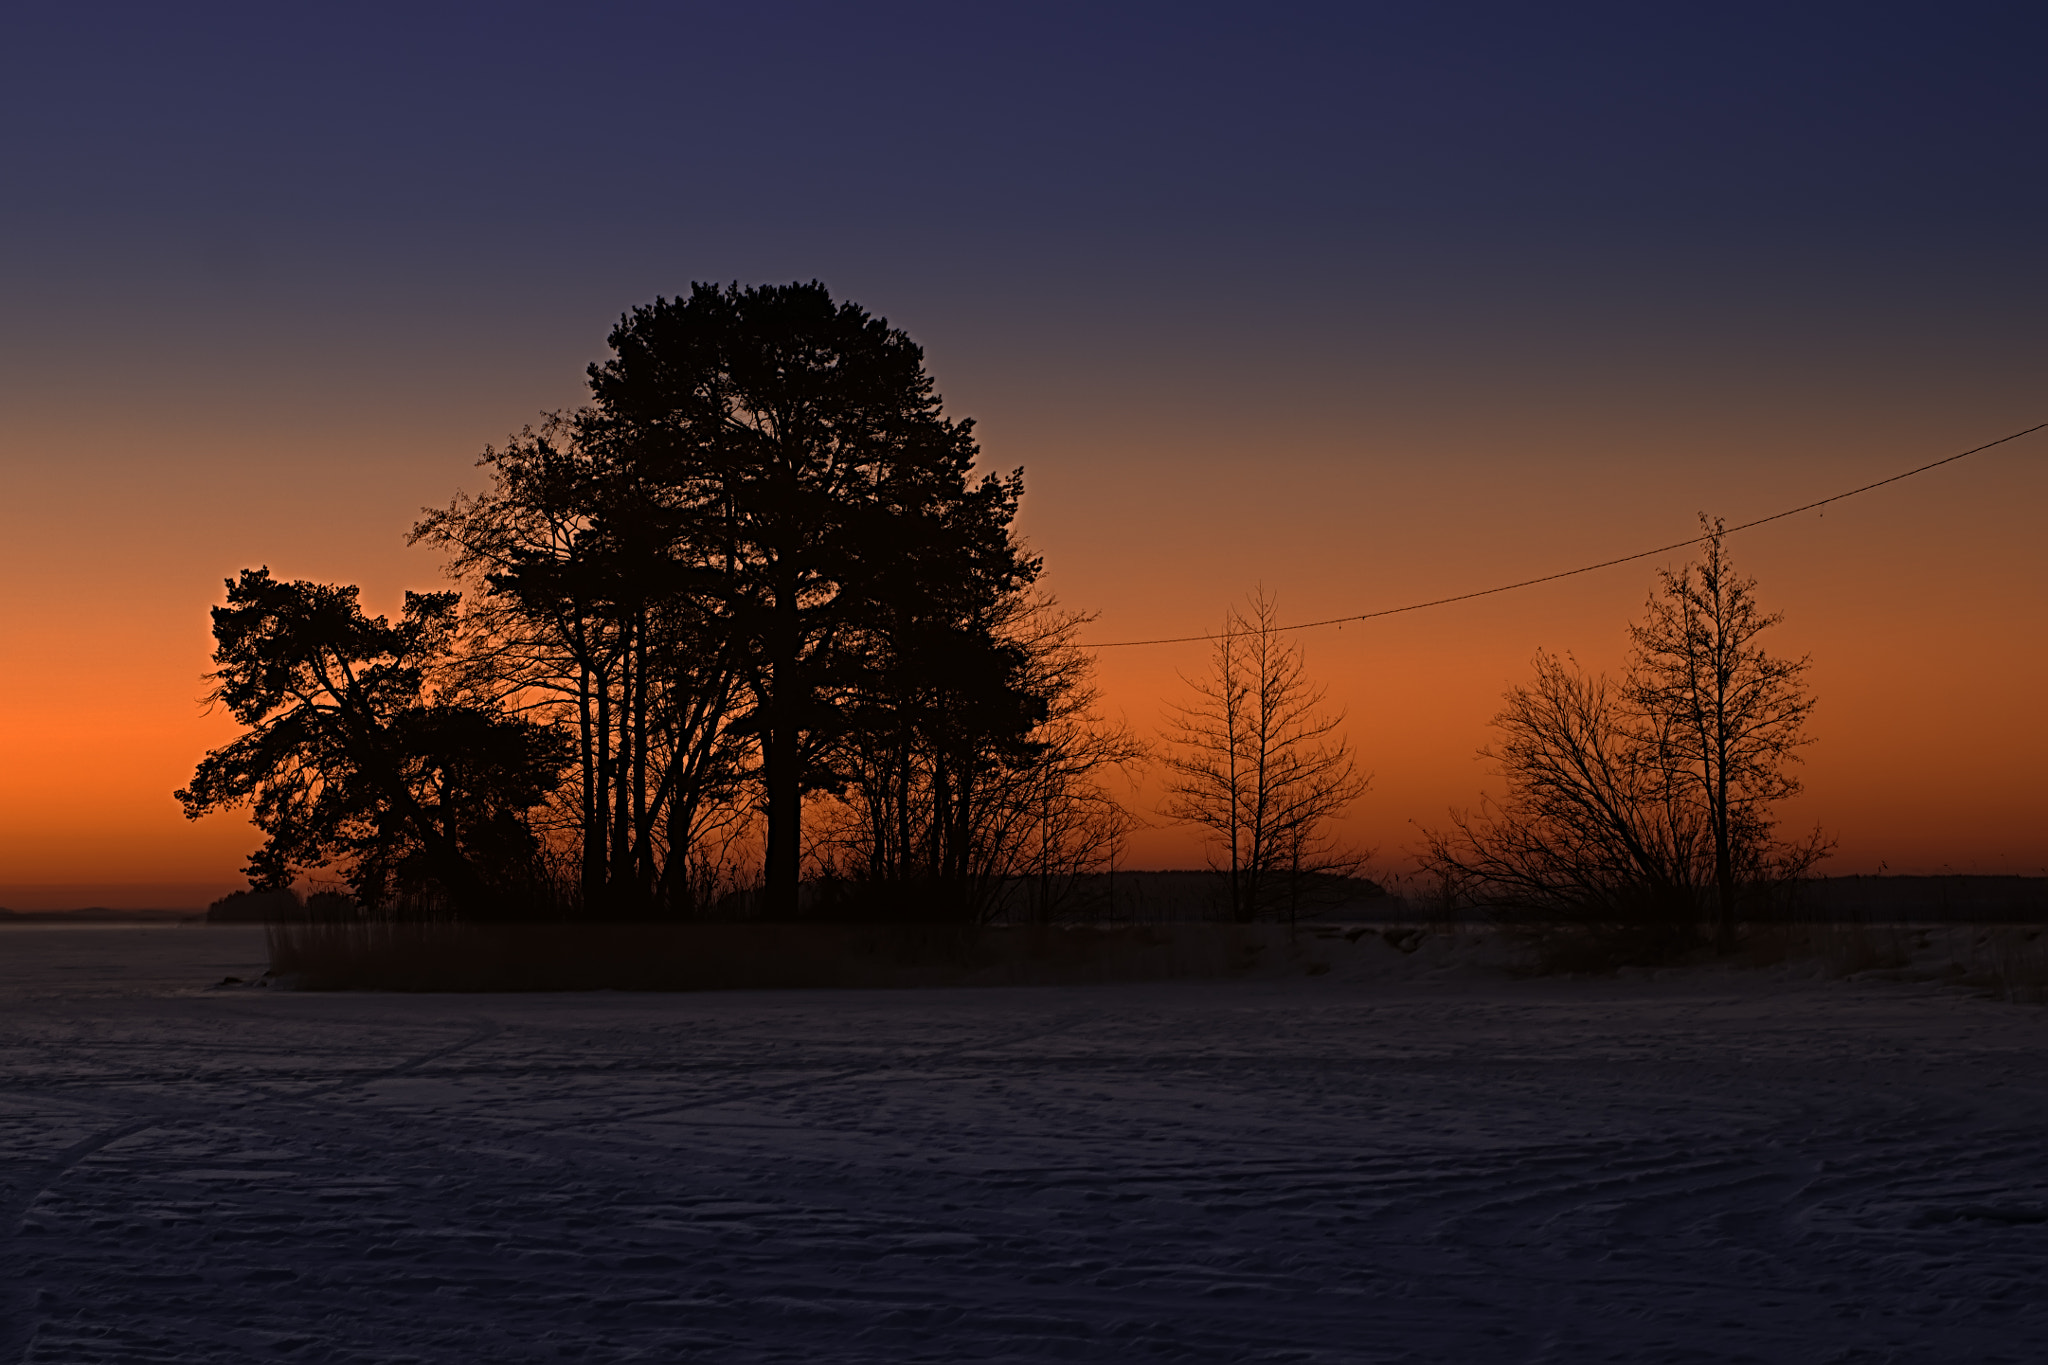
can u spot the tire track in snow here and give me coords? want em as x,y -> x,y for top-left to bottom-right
0,1017 -> 501,1365
8,967 -> 2048,1362
522,1012 -> 1092,1136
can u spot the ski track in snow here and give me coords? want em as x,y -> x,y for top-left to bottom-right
2,928 -> 2046,1363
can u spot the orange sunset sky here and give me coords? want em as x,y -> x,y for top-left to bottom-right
2,6 -> 2044,907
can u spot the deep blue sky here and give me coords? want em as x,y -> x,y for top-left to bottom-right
6,3 -> 2044,484
8,3 -> 2044,315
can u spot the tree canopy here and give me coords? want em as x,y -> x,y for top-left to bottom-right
403,282 -> 1103,920
176,568 -> 566,914
583,285 -> 1033,915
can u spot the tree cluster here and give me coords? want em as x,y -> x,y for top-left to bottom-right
177,290 -> 1826,941
1419,521 -> 1828,952
183,283 -> 1139,922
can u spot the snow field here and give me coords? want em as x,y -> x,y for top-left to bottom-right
3,926 -> 2046,1363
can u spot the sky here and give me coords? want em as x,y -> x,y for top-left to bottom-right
2,2 -> 2044,907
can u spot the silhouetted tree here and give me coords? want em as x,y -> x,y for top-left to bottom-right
413,416 -> 750,916
582,282 -> 1036,919
1417,651 -> 1708,942
175,569 -> 566,915
385,285 -> 1067,922
1628,518 -> 1826,950
999,603 -> 1151,922
1159,590 -> 1369,923
1418,523 -> 1826,952
818,595 -> 1148,921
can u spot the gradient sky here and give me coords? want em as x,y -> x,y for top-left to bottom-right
3,3 -> 2044,907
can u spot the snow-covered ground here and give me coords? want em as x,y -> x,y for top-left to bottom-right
3,925 -> 2045,1363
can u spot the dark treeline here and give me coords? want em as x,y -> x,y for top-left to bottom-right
176,286 -> 1833,948
181,283 -> 1141,922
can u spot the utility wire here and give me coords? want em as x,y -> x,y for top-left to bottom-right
1087,421 -> 2047,648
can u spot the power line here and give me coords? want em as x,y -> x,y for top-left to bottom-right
1087,421 -> 2047,649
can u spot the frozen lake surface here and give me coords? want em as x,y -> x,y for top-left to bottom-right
2,925 -> 2045,1363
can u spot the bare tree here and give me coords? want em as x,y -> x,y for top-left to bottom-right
1159,590 -> 1370,923
1005,601 -> 1151,922
1628,517 -> 1827,950
813,594 -> 1148,922
1419,522 -> 1827,954
1417,651 -> 1708,941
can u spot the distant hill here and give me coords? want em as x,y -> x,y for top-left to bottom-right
1790,875 -> 2048,923
0,906 -> 199,923
1378,874 -> 2048,925
112,872 -> 2042,927
991,869 -> 1389,923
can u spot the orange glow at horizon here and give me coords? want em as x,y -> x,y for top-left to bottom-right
3,349 -> 2045,908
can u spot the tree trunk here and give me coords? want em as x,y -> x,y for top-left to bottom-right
611,636 -> 634,913
763,587 -> 803,920
578,655 -> 602,907
1714,768 -> 1736,953
631,606 -> 651,905
595,662 -> 615,910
